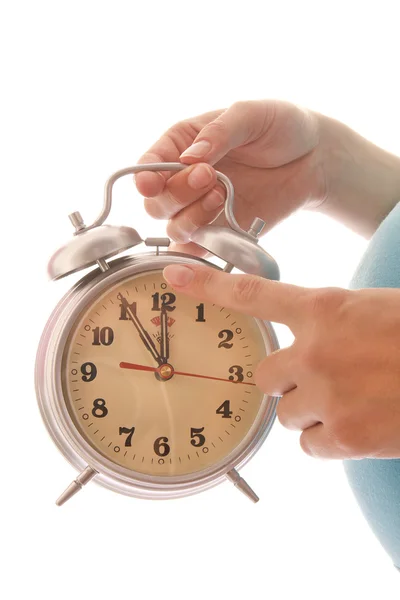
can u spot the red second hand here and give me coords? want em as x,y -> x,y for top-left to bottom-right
119,362 -> 256,386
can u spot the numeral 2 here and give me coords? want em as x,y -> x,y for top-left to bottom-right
218,329 -> 233,348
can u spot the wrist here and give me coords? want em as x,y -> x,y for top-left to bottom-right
315,114 -> 400,238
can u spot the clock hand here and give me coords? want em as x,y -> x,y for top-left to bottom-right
117,293 -> 163,366
160,306 -> 169,363
119,361 -> 256,386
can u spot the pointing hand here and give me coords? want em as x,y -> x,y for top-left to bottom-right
163,264 -> 400,460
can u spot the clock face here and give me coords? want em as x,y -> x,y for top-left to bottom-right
62,268 -> 268,477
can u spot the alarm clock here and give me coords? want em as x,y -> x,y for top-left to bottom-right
35,163 -> 280,506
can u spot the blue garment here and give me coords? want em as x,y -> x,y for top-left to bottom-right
344,201 -> 400,570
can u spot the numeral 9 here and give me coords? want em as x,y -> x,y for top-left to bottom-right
81,362 -> 97,382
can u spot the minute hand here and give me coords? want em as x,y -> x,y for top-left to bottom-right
118,293 -> 163,365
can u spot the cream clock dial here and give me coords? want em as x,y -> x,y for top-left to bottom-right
63,269 -> 267,477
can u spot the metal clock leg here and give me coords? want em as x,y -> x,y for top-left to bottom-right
226,468 -> 259,503
56,466 -> 98,506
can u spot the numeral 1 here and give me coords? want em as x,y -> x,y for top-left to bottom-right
119,301 -> 137,320
196,303 -> 206,322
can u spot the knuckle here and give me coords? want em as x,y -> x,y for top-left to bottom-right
166,215 -> 197,244
232,99 -> 252,110
143,197 -> 165,220
232,100 -> 257,115
204,118 -> 228,140
297,288 -> 349,373
307,287 -> 348,319
231,100 -> 271,136
137,151 -> 162,164
164,185 -> 187,209
166,122 -> 186,139
231,275 -> 264,306
199,268 -> 217,292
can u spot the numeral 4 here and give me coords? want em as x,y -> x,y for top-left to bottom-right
216,400 -> 232,418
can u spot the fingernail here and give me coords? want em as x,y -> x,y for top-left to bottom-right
180,140 -> 211,159
202,187 -> 225,211
163,265 -> 195,287
187,164 -> 213,190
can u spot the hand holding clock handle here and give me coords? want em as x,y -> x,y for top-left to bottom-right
117,293 -> 163,366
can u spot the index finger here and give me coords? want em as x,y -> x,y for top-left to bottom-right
162,264 -> 311,330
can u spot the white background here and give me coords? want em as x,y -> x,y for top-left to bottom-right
1,0 -> 400,597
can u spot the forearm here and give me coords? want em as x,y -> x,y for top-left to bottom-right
315,114 -> 400,238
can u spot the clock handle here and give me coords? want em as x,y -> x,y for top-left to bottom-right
69,163 -> 265,242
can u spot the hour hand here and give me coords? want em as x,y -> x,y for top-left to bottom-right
160,306 -> 169,363
117,293 -> 162,365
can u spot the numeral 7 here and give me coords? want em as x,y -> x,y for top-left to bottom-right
119,426 -> 135,447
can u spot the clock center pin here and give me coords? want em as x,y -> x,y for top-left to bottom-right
158,363 -> 174,380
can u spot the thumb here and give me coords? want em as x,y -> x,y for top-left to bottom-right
179,100 -> 272,166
